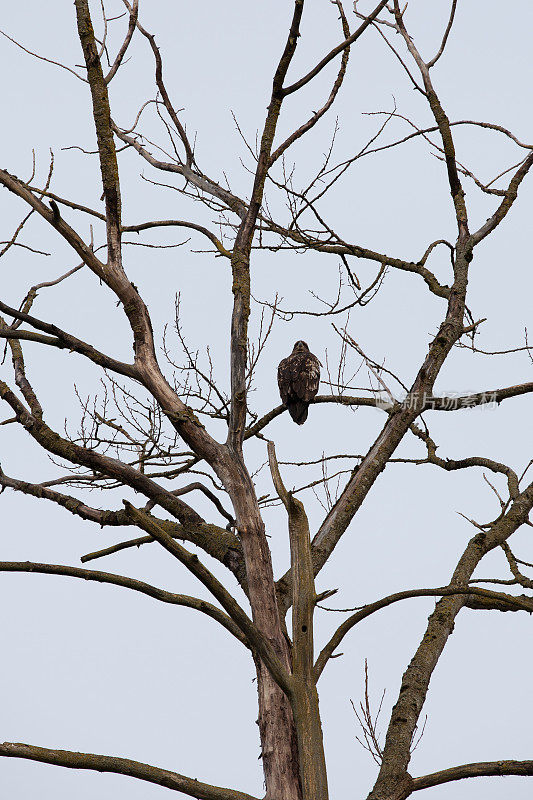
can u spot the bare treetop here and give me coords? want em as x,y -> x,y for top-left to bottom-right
1,2 -> 533,800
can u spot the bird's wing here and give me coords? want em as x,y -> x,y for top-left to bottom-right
277,357 -> 292,405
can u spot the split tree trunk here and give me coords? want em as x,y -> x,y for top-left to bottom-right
223,455 -> 302,800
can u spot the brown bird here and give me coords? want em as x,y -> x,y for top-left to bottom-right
277,341 -> 321,425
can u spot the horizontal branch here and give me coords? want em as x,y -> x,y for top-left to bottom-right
246,395 -> 379,439
122,219 -> 232,257
426,382 -> 533,411
262,221 -> 451,298
245,381 -> 533,445
0,468 -> 247,589
21,185 -> 231,257
247,381 -> 533,446
0,741 -> 259,800
0,561 -> 248,646
413,759 -> 533,791
314,585 -> 533,679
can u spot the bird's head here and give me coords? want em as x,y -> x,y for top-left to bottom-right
292,340 -> 309,353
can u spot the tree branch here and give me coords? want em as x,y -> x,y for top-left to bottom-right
0,171 -> 228,494
1,315 -> 43,419
0,465 -> 246,587
112,124 -> 247,219
282,0 -> 389,95
426,0 -> 457,68
123,503 -> 293,696
120,0 -> 194,166
122,219 -> 232,257
105,0 -> 138,84
314,585 -> 533,680
259,221 -> 451,298
0,470 -> 120,524
75,0 -> 122,268
270,1 -> 351,164
0,300 -> 137,379
0,561 -> 248,646
366,479 -> 533,799
0,168 -> 106,275
268,441 -> 315,679
268,440 -> 327,800
0,383 -> 206,527
471,152 -> 533,245
228,0 -> 305,450
413,759 -> 533,791
0,741 -> 259,800
427,382 -> 533,411
73,4 -> 230,468
392,0 -> 468,237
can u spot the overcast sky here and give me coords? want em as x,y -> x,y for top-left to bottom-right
1,2 -> 533,798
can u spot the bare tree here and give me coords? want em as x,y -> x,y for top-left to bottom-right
1,2 -> 533,799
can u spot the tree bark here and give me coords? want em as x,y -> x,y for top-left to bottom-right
224,453 -> 302,800
268,441 -> 328,799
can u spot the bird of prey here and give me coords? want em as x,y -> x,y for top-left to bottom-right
277,341 -> 321,425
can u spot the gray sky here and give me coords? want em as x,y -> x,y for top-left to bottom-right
1,2 -> 533,798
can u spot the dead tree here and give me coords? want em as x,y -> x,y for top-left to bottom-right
1,2 -> 533,799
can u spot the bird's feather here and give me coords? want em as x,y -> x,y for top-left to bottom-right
277,342 -> 320,425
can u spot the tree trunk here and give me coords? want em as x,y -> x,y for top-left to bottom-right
223,454 -> 302,800
256,661 -> 301,800
291,680 -> 328,800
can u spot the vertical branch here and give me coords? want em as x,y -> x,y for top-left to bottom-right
228,0 -> 305,450
268,441 -> 315,678
75,0 -> 122,269
222,14 -> 310,788
268,442 -> 329,800
392,0 -> 468,240
0,315 -> 43,418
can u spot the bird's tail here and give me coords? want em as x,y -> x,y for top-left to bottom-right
288,401 -> 309,425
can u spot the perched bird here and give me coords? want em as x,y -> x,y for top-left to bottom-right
277,341 -> 321,425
